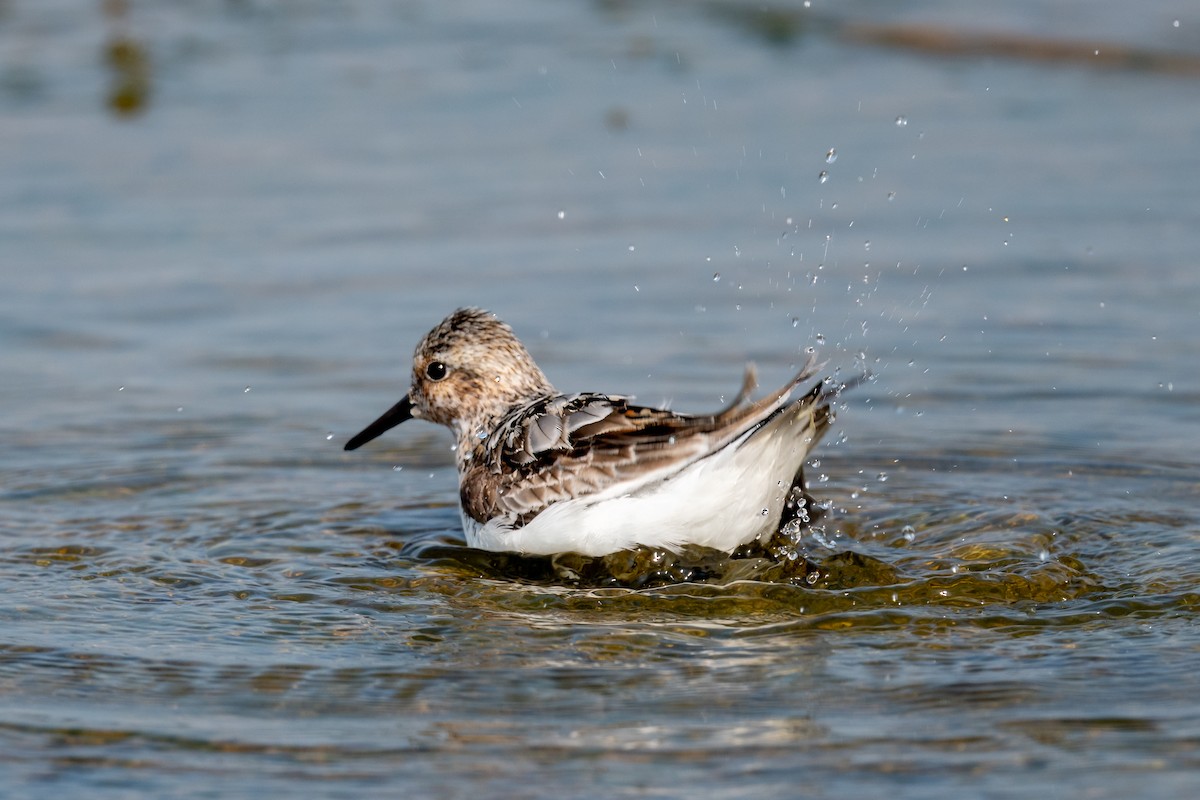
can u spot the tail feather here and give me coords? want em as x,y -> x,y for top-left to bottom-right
711,354 -> 820,435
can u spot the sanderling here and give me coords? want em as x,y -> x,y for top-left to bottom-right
344,308 -> 845,557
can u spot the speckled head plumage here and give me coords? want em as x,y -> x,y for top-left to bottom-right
343,308 -> 555,453
407,308 -> 555,431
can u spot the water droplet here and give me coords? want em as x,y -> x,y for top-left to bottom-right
476,428 -> 488,439
243,386 -> 252,393
712,272 -> 721,282
117,386 -> 125,392
877,472 -> 888,482
818,170 -> 829,184
895,115 -> 908,127
791,316 -> 800,328
887,191 -> 896,202
815,332 -> 826,344
811,527 -> 836,549
825,148 -> 837,163
556,210 -> 566,220
627,244 -> 636,252
761,508 -> 770,516
325,433 -> 334,441
392,465 -> 404,472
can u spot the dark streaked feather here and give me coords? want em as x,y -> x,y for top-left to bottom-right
459,359 -> 834,525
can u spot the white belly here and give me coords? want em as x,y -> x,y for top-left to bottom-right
460,403 -> 819,557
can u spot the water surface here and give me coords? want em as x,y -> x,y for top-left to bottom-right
2,1 -> 1199,797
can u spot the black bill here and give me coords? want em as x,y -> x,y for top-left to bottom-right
344,395 -> 414,451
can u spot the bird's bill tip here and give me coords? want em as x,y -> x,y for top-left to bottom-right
344,395 -> 414,451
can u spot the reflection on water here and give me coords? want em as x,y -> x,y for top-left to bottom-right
3,0 -> 1200,797
101,0 -> 151,116
73,0 -> 1200,122
103,35 -> 150,116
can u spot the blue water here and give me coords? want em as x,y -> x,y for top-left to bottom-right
2,1 -> 1200,797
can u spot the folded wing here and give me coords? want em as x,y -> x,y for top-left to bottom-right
460,358 -> 830,526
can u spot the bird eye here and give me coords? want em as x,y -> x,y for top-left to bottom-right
425,361 -> 448,381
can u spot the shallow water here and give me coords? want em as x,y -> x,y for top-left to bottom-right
3,0 -> 1200,797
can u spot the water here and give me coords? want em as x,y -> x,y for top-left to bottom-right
3,1 -> 1200,796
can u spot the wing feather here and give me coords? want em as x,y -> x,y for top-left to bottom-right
460,358 -> 827,526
